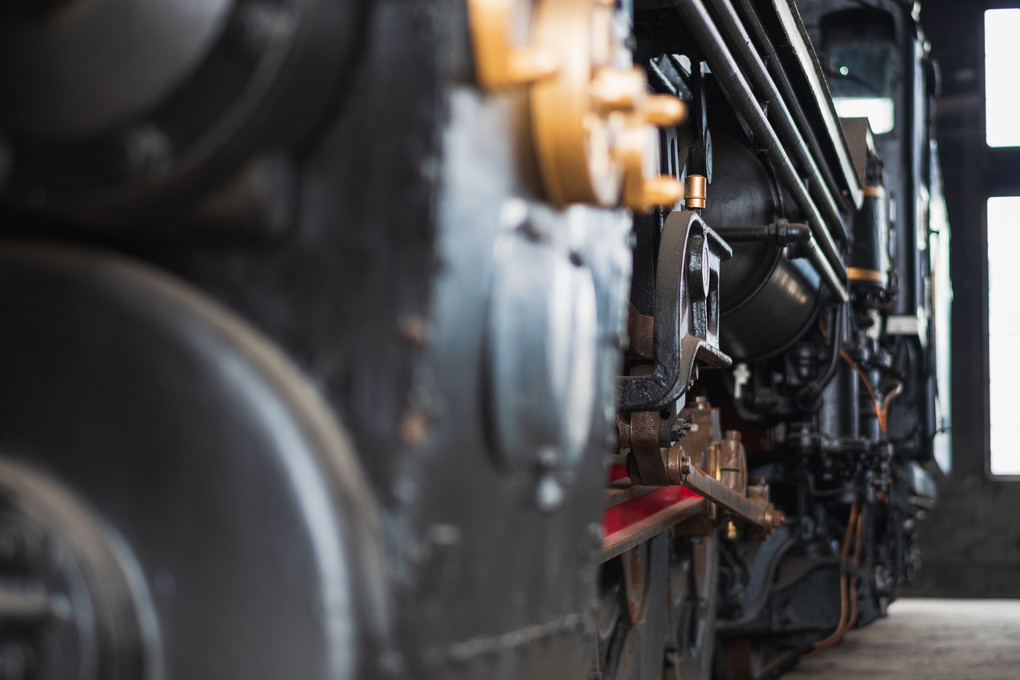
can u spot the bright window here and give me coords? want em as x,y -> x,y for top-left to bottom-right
985,9 -> 1020,147
829,44 -> 896,134
988,196 -> 1020,475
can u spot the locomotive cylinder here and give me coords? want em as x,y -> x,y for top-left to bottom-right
702,130 -> 822,360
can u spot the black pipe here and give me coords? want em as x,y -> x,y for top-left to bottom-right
706,0 -> 848,242
715,221 -> 811,246
796,303 -> 845,412
733,0 -> 851,224
673,0 -> 849,303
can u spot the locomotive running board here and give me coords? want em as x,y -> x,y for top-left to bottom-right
601,487 -> 706,562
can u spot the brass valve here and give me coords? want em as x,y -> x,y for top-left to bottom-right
467,0 -> 686,212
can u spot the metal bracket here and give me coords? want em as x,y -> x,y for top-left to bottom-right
618,210 -> 733,411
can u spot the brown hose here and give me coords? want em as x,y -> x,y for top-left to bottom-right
817,319 -> 889,434
847,506 -> 867,629
879,379 -> 905,435
806,503 -> 860,656
840,350 -> 886,433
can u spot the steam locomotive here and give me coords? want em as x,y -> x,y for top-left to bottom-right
0,0 -> 948,679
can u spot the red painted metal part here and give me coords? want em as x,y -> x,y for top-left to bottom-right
602,463 -> 704,561
603,485 -> 701,536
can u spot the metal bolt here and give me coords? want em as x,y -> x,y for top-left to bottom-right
427,524 -> 462,548
0,528 -> 24,564
0,642 -> 29,680
0,525 -> 42,567
537,446 -> 560,470
398,315 -> 428,344
535,474 -> 564,512
231,2 -> 294,57
121,125 -> 172,177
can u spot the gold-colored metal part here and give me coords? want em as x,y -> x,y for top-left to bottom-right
645,95 -> 687,127
862,185 -> 885,198
684,174 -> 707,210
666,443 -> 686,486
529,0 -> 626,206
847,267 -> 886,284
705,441 -> 721,521
526,0 -> 685,211
467,0 -> 558,89
591,67 -> 646,114
619,126 -> 684,213
468,0 -> 688,211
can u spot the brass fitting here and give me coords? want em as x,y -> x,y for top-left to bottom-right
847,267 -> 886,284
684,174 -> 707,210
719,429 -> 746,494
665,444 -> 689,486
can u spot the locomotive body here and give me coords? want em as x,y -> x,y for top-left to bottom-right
0,0 -> 948,679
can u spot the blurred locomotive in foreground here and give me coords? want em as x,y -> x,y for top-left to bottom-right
0,0 -> 949,678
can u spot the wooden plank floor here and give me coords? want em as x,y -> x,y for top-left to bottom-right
784,598 -> 1020,679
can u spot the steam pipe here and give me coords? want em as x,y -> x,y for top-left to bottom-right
707,0 -> 849,242
732,0 -> 855,216
674,0 -> 850,303
796,303 -> 845,412
714,221 -> 810,245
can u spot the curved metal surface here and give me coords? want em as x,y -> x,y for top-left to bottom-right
486,223 -> 599,482
0,0 -> 366,222
618,210 -> 733,412
667,531 -> 719,680
0,243 -> 388,680
0,458 -> 162,680
596,533 -> 671,680
699,130 -> 824,359
720,255 -> 822,360
0,0 -> 233,138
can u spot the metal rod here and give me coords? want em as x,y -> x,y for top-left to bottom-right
605,484 -> 659,508
714,222 -> 811,245
0,589 -> 59,625
683,463 -> 784,534
733,0 -> 859,212
707,0 -> 848,242
799,233 -> 845,303
674,0 -> 849,303
769,0 -> 863,208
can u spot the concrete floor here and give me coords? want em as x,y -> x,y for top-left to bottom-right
784,598 -> 1020,679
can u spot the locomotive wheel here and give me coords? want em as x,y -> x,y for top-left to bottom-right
595,533 -> 670,680
0,243 -> 388,679
666,530 -> 720,680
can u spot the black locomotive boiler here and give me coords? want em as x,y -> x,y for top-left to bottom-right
0,0 -> 949,679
